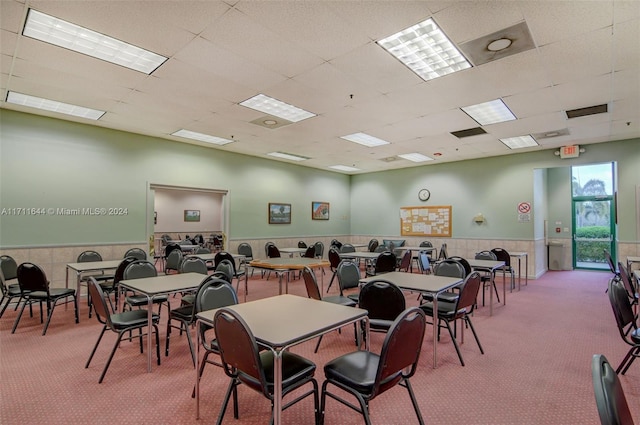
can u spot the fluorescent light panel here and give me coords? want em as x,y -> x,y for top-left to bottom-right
6,91 -> 105,120
240,94 -> 316,123
397,153 -> 434,162
340,132 -> 390,147
461,99 -> 516,125
172,129 -> 234,145
377,18 -> 471,81
23,9 -> 167,74
500,135 -> 539,149
267,152 -> 309,161
330,165 -> 360,172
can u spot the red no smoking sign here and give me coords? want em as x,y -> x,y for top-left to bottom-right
518,202 -> 531,214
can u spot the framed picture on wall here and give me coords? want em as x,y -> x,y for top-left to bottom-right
184,209 -> 200,222
311,201 -> 330,220
268,203 -> 291,224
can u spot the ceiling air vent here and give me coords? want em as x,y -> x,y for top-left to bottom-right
451,127 -> 487,138
565,104 -> 608,119
381,156 -> 398,162
532,128 -> 570,140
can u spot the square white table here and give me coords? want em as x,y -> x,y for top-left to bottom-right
509,251 -> 529,290
359,271 -> 463,368
246,258 -> 329,301
195,294 -> 369,425
119,272 -> 205,371
464,258 -> 506,316
66,260 -> 121,319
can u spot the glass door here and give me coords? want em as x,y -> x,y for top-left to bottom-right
571,163 -> 616,270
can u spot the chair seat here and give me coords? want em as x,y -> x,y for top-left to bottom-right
324,350 -> 400,395
169,305 -> 194,321
5,285 -> 22,296
258,350 -> 316,392
323,295 -> 357,307
421,292 -> 458,303
181,294 -> 196,305
419,301 -> 467,320
26,288 -> 75,300
85,274 -> 115,282
110,309 -> 160,330
369,318 -> 394,332
125,294 -> 169,306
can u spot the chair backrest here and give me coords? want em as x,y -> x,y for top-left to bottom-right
491,248 -> 511,267
373,307 -> 426,398
264,242 -> 275,257
359,280 -> 406,322
374,245 -> 387,253
195,247 -> 211,254
604,249 -> 619,278
267,244 -> 281,258
314,241 -> 324,258
475,250 -> 497,261
78,250 -> 102,262
330,239 -> 343,249
194,234 -> 205,245
368,239 -> 379,252
180,257 -> 208,275
617,262 -> 635,298
302,267 -> 322,301
328,247 -> 341,269
591,354 -> 635,425
87,277 -> 113,327
161,234 -> 172,245
419,241 -> 433,248
375,251 -> 397,274
210,270 -> 232,284
124,248 -> 146,260
337,260 -> 360,293
438,243 -> 448,261
214,251 -> 237,272
16,262 -> 49,293
298,241 -> 307,249
608,279 -> 636,340
215,260 -> 235,282
433,259 -> 466,279
123,260 -> 157,280
0,255 -> 18,281
195,276 -> 238,313
165,243 -> 181,257
238,243 -> 253,260
398,250 -> 412,272
447,256 -> 472,277
417,251 -> 431,274
303,246 -> 316,258
214,308 -> 268,396
340,244 -> 356,253
114,257 -> 138,286
454,272 -> 482,314
165,249 -> 183,272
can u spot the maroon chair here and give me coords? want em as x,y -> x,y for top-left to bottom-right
320,307 -> 426,425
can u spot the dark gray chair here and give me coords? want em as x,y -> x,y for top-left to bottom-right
0,255 -> 23,317
337,260 -> 361,304
358,279 -> 405,334
491,248 -> 515,291
85,277 -> 160,383
366,251 -> 396,277
123,260 -> 169,318
475,250 -> 500,305
12,262 -> 78,335
164,249 -> 183,274
325,247 -> 342,293
608,279 -> 640,375
180,257 -> 208,275
591,354 -> 635,425
320,307 -> 426,425
421,258 -> 466,304
420,272 -> 484,366
124,248 -> 147,261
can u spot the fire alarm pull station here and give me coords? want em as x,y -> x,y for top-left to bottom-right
555,227 -> 561,233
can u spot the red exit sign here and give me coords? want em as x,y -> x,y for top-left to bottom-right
560,145 -> 580,159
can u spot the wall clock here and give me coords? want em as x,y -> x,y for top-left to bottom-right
418,189 -> 431,201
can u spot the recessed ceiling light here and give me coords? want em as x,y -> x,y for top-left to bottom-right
240,94 -> 316,123
267,152 -> 309,161
487,38 -> 512,52
499,135 -> 539,149
433,152 -> 442,157
23,9 -> 167,74
263,119 -> 278,126
461,99 -> 516,125
377,17 -> 471,81
330,165 -> 360,172
397,153 -> 434,162
6,91 -> 105,120
340,132 -> 390,147
172,129 -> 234,145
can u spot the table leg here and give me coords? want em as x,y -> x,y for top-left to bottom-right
196,319 -> 202,419
244,270 -> 249,303
433,295 -> 438,368
524,254 -> 528,286
503,269 -> 506,306
517,257 -> 522,291
273,349 -> 283,425
146,294 -> 153,372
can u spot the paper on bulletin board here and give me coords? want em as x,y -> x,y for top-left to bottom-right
400,205 -> 452,237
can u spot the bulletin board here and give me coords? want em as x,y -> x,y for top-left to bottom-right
400,205 -> 452,237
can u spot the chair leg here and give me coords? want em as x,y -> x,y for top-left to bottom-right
465,316 -> 484,354
314,335 -> 324,353
402,379 -> 425,425
326,271 -> 337,293
617,346 -> 640,375
11,299 -> 29,333
100,331 -> 126,383
86,326 -> 108,368
154,323 -> 161,366
216,379 -> 239,425
443,319 -> 464,366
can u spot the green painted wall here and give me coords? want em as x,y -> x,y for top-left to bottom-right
350,138 -> 639,242
0,110 -> 351,247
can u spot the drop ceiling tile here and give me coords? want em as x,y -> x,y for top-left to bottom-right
0,1 -> 26,34
503,86 -> 560,118
551,73 -> 613,112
